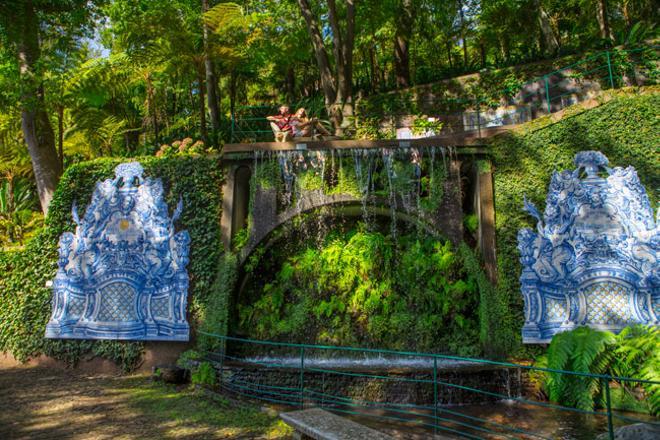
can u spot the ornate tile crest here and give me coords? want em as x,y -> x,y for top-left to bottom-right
45,163 -> 190,341
517,151 -> 658,343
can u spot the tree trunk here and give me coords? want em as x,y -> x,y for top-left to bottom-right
394,0 -> 413,88
202,0 -> 220,147
57,105 -> 64,169
198,69 -> 208,144
297,0 -> 337,108
479,41 -> 486,67
146,74 -> 159,143
446,41 -> 453,68
536,1 -> 559,54
622,0 -> 631,28
329,0 -> 355,135
596,0 -> 614,42
17,0 -> 61,215
286,66 -> 296,102
298,0 -> 355,135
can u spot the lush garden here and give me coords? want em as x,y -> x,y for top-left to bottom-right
0,0 -> 659,435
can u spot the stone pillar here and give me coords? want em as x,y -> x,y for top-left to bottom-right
474,159 -> 497,284
221,164 -> 253,251
435,157 -> 464,246
220,164 -> 236,250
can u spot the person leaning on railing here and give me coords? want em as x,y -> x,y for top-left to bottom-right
267,105 -> 294,142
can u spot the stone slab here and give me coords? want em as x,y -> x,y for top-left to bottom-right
280,408 -> 394,440
595,423 -> 660,440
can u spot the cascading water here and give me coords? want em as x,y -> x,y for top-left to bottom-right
252,145 -> 451,246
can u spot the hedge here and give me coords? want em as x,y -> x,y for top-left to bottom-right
0,156 -> 224,372
486,87 -> 659,355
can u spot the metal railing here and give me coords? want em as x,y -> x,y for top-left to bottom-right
199,332 -> 659,439
230,46 -> 658,143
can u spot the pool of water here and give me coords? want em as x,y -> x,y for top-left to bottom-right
243,355 -> 482,371
351,400 -> 657,439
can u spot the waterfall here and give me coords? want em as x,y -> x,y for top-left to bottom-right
252,145 -> 452,244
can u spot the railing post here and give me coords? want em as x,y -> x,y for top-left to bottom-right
299,346 -> 305,408
321,372 -> 325,408
544,75 -> 551,114
476,100 -> 482,138
219,340 -> 225,387
604,378 -> 614,440
606,50 -> 615,89
231,111 -> 236,143
433,357 -> 438,435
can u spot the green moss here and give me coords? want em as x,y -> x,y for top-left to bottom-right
123,376 -> 291,437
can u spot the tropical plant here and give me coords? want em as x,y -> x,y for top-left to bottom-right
191,361 -> 217,387
611,325 -> 660,415
0,178 -> 43,246
540,325 -> 659,415
238,225 -> 480,355
542,326 -> 616,410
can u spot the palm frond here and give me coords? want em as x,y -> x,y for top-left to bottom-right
203,3 -> 245,34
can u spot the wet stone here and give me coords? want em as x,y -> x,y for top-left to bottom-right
596,423 -> 660,440
280,408 -> 394,440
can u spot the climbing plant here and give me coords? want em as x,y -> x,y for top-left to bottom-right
486,88 -> 660,357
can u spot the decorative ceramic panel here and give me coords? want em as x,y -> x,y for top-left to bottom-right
518,151 -> 658,343
545,298 -> 568,322
45,162 -> 190,341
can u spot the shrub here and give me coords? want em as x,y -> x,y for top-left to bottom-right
191,361 -> 217,387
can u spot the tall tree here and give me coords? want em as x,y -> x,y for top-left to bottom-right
202,0 -> 221,146
0,1 -> 95,213
297,0 -> 356,134
394,0 -> 414,88
596,0 -> 614,42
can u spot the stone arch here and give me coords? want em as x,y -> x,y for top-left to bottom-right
220,147 -> 497,284
231,199 -> 448,327
238,196 -> 445,266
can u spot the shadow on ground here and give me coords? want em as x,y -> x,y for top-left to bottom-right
0,366 -> 290,440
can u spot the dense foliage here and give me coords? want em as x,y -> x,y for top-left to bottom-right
0,156 -> 223,371
487,88 -> 660,356
238,225 -> 481,355
539,326 -> 659,415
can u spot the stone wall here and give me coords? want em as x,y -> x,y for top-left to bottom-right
217,363 -> 526,406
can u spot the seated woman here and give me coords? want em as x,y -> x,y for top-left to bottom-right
267,105 -> 293,142
290,108 -> 331,139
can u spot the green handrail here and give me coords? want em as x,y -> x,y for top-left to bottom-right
201,332 -> 659,439
199,331 -> 658,384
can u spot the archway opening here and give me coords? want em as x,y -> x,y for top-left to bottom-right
231,206 -> 481,357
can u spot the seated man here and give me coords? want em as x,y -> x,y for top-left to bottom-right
267,105 -> 293,142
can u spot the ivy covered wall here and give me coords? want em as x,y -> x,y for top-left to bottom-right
0,156 -> 223,371
486,87 -> 660,355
